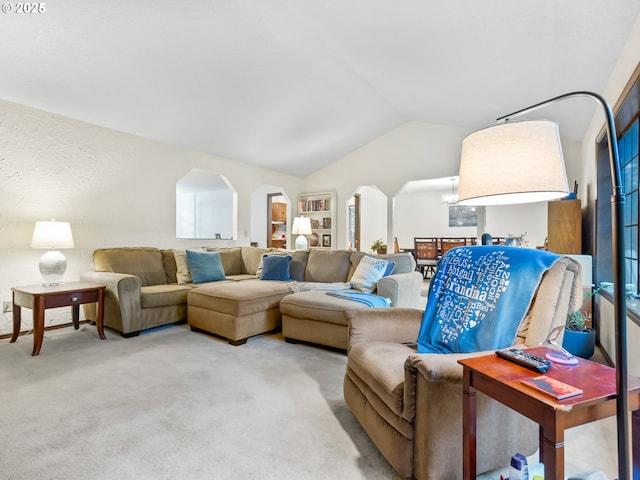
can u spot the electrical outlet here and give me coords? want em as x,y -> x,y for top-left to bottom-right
2,301 -> 12,313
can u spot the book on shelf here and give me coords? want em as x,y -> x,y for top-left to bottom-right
520,375 -> 583,400
299,198 -> 330,212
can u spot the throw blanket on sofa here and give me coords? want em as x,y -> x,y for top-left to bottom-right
327,289 -> 391,308
417,246 -> 561,354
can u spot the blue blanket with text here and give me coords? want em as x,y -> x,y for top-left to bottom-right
417,246 -> 561,354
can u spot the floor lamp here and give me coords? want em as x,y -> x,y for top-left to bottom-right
457,91 -> 629,480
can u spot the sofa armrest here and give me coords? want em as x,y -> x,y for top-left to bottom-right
346,307 -> 423,350
80,271 -> 142,334
377,271 -> 423,307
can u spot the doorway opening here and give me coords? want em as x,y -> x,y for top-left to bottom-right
267,193 -> 287,248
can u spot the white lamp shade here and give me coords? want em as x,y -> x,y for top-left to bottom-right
291,216 -> 312,235
31,221 -> 74,249
457,120 -> 570,205
291,216 -> 312,250
31,220 -> 74,285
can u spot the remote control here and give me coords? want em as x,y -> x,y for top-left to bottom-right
495,348 -> 551,373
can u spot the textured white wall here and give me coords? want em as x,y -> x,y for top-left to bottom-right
0,100 -> 301,335
302,121 -> 472,250
354,185 -> 387,253
0,98 -> 588,338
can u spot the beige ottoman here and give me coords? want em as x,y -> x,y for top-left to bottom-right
188,279 -> 292,345
279,290 -> 370,350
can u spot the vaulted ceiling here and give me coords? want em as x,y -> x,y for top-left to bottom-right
1,1 -> 638,177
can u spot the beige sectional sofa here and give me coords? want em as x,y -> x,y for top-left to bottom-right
81,246 -> 423,348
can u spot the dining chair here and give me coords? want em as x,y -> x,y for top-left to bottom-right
439,237 -> 469,257
413,237 -> 439,278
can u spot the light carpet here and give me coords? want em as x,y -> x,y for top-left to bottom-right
0,324 -> 395,480
0,322 -> 617,479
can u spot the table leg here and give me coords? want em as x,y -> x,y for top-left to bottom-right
541,421 -> 564,480
32,295 -> 45,356
462,369 -> 477,480
10,295 -> 21,343
96,288 -> 106,340
72,304 -> 80,330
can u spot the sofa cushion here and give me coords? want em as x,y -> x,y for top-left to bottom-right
173,250 -> 193,284
260,254 -> 293,281
242,247 -> 273,275
256,250 -> 290,278
349,252 -> 414,280
93,247 -> 168,286
217,247 -> 244,276
279,290 -> 365,326
256,250 -> 309,281
186,250 -> 226,284
140,284 -> 193,308
305,249 -> 352,283
350,255 -> 388,293
376,253 -> 414,274
289,250 -> 309,281
161,249 -> 178,284
384,261 -> 396,276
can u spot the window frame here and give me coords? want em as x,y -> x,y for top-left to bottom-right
595,63 -> 640,320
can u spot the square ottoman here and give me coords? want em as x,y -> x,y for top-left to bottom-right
188,279 -> 292,345
279,290 -> 371,350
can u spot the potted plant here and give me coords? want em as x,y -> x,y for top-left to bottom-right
371,239 -> 387,254
562,284 -> 610,358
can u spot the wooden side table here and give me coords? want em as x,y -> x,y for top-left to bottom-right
459,347 -> 640,479
10,282 -> 106,356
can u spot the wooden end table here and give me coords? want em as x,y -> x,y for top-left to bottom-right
459,346 -> 640,479
10,282 -> 107,356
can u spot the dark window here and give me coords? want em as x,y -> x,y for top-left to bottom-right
621,120 -> 640,292
595,69 -> 640,308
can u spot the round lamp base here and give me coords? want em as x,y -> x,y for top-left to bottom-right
39,250 -> 67,286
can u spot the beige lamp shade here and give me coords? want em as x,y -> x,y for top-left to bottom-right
457,120 -> 570,205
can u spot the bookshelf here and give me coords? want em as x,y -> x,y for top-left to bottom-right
297,191 -> 336,248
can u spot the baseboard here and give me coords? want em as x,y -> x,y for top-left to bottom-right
0,320 -> 90,340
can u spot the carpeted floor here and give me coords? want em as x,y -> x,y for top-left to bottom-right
0,319 -> 617,479
0,324 -> 395,480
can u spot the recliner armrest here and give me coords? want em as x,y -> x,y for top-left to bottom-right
407,350 -> 500,383
346,308 -> 423,351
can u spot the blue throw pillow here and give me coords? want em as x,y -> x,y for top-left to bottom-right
383,261 -> 396,277
185,250 -> 226,284
260,254 -> 293,281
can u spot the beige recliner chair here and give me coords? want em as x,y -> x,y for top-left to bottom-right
344,256 -> 582,479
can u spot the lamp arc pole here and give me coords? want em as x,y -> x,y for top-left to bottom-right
499,91 -> 629,480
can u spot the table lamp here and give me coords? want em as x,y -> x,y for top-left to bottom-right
457,91 -> 629,480
291,216 -> 312,250
31,220 -> 75,286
